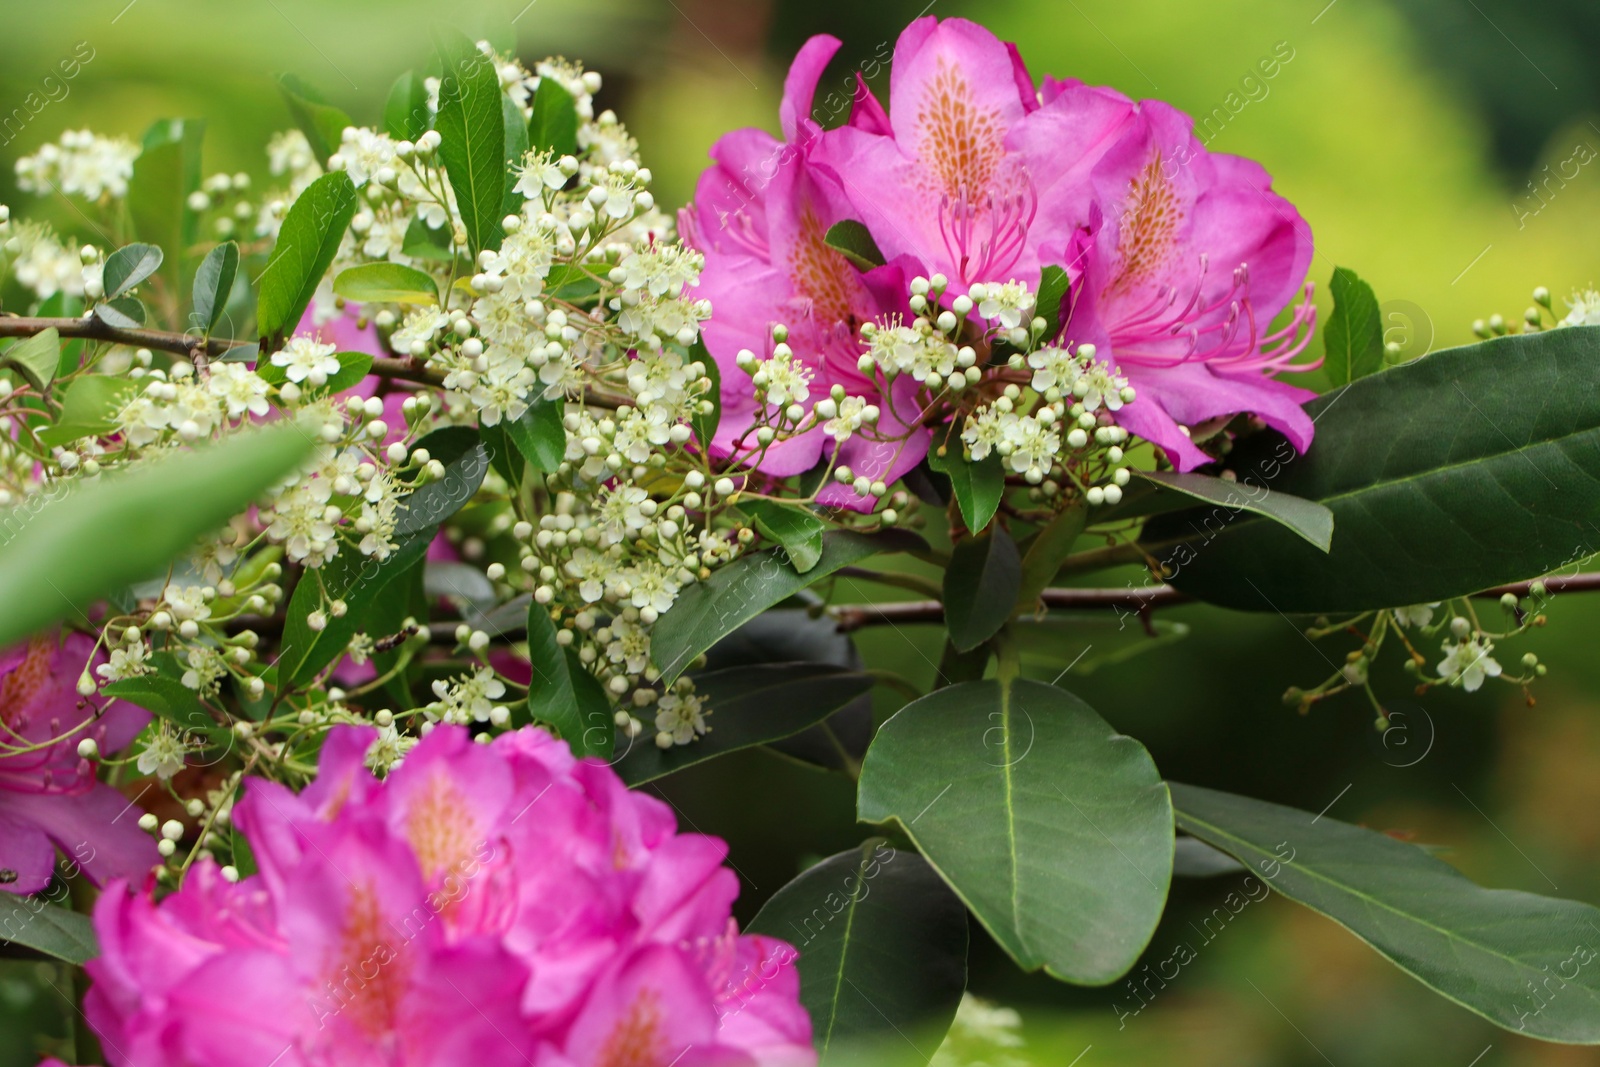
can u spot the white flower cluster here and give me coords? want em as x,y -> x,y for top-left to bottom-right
16,130 -> 140,201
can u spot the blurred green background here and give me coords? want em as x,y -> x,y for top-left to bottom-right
4,0 -> 1599,1064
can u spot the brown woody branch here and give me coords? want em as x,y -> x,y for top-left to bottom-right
829,572 -> 1600,633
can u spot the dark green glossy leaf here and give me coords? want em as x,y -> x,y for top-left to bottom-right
94,296 -> 146,329
191,241 -> 239,336
614,664 -> 873,785
0,426 -> 314,648
498,397 -> 565,473
824,220 -> 885,271
690,338 -> 721,450
394,426 -> 490,536
383,71 -> 431,141
276,73 -> 352,164
37,375 -> 137,447
524,603 -> 614,759
650,530 -> 927,684
1036,265 -> 1071,341
0,898 -> 97,964
332,262 -> 439,306
1324,266 -> 1384,387
1016,503 -> 1085,608
928,430 -> 1004,533
1142,328 -> 1600,611
1138,470 -> 1332,552
859,678 -> 1173,984
743,500 -> 826,574
1173,783 -> 1600,1043
278,529 -> 431,688
528,76 -> 579,159
1172,835 -> 1246,878
257,171 -> 359,345
102,243 -> 163,299
1,329 -> 60,392
434,30 -> 506,256
748,841 -> 968,1063
944,527 -> 1020,652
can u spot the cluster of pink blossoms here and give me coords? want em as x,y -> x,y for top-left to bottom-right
72,725 -> 813,1067
683,16 -> 1318,484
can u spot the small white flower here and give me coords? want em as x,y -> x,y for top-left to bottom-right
271,336 -> 341,387
1437,634 -> 1502,692
1393,603 -> 1441,628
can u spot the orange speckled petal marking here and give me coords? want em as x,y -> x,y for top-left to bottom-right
916,58 -> 1006,199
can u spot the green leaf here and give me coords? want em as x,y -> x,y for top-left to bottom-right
0,898 -> 98,964
94,296 -> 146,329
1013,614 -> 1190,679
383,71 -> 432,141
613,664 -> 873,786
1323,266 -> 1384,386
191,241 -> 239,336
37,375 -> 139,447
858,678 -> 1173,984
1137,470 -> 1332,552
394,426 -> 489,536
824,220 -> 885,271
944,527 -> 1020,652
528,76 -> 579,159
690,338 -> 721,449
1035,265 -> 1072,341
128,119 -> 204,283
0,426 -> 314,648
1172,783 -> 1600,1043
927,432 -> 1005,533
278,529 -> 432,688
434,29 -> 506,256
1,329 -> 61,392
1016,503 -> 1086,608
748,841 -> 968,1062
276,73 -> 352,164
524,602 -> 614,759
497,396 -> 566,473
256,171 -> 359,345
501,93 -> 530,218
332,262 -> 439,306
254,350 -> 373,398
743,500 -> 826,574
1142,327 -> 1600,611
402,216 -> 454,263
102,243 -> 164,299
650,530 -> 926,685
102,674 -> 230,744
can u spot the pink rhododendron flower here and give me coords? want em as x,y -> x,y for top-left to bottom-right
682,36 -> 931,510
0,633 -> 156,895
1050,98 -> 1319,470
83,724 -> 814,1067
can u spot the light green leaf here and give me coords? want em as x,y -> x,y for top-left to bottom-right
434,29 -> 506,256
528,76 -> 579,159
649,530 -> 926,685
256,171 -> 359,345
0,898 -> 98,964
859,678 -> 1173,985
525,602 -> 614,759
128,119 -> 203,284
102,243 -> 163,299
37,375 -> 139,447
944,527 -> 1020,652
94,296 -> 146,329
0,426 -> 314,648
613,664 -> 873,785
191,241 -> 240,336
1324,266 -> 1385,386
824,220 -> 885,271
1,329 -> 61,392
332,262 -> 439,306
276,73 -> 352,164
1143,327 -> 1600,611
1173,783 -> 1600,1043
1137,470 -> 1333,552
743,500 -> 826,574
748,841 -> 968,1063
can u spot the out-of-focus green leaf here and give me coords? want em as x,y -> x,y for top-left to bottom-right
0,329 -> 60,392
0,899 -> 98,964
37,376 -> 138,447
128,119 -> 204,284
383,70 -> 432,141
276,73 -> 352,164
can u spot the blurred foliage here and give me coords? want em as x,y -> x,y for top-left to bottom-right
2,1 -> 1598,1064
